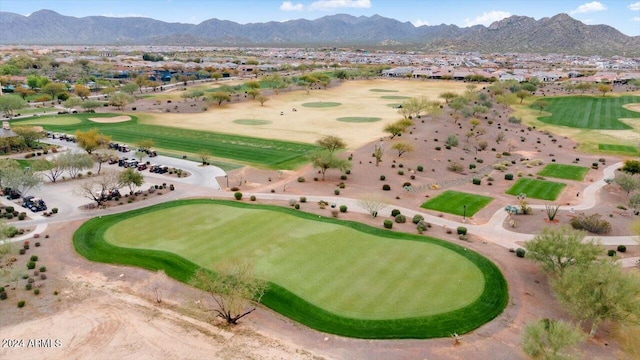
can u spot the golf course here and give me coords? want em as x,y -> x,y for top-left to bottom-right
73,199 -> 508,339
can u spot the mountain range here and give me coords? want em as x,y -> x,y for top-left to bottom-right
0,10 -> 638,56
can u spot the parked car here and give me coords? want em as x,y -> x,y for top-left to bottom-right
4,188 -> 21,200
137,163 -> 147,171
23,196 -> 47,212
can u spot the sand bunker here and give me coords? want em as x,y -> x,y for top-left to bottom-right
624,103 -> 640,113
88,115 -> 132,123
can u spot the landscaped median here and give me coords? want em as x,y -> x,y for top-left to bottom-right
73,199 -> 508,339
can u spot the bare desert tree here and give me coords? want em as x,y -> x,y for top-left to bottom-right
357,195 -> 388,218
75,169 -> 121,207
190,259 -> 267,325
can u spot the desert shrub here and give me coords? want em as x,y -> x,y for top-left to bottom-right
607,249 -> 616,257
35,242 -> 40,247
412,214 -> 424,224
26,261 -> 36,270
17,300 -> 25,308
570,213 -> 612,234
445,135 -> 459,147
18,213 -> 25,220
516,248 -> 526,258
340,174 -> 347,180
435,146 -> 441,151
417,165 -> 423,172
294,204 -> 300,210
382,184 -> 391,191
391,209 -> 401,217
5,206 -> 14,213
469,163 -> 476,170
338,182 -> 345,189
0,287 -> 3,292
334,189 -> 340,195
379,175 -> 387,181
617,245 -> 627,252
416,220 -> 429,232
299,196 -> 306,203
0,292 -> 7,300
19,248 -> 25,255
508,116 -> 522,124
233,192 -> 243,200
30,255 -> 38,262
447,162 -> 464,173
476,158 -> 484,163
33,289 -> 40,295
230,186 -> 240,191
339,205 -> 347,213
395,214 -> 407,223
297,176 -> 305,182
6,213 -> 13,220
505,173 -> 514,180
397,170 -> 404,175
472,178 -> 481,185
330,209 -> 339,218
383,219 -> 393,229
25,283 -> 32,290
288,199 -> 298,206
250,195 -> 256,201
457,227 -> 467,235
40,274 -> 47,280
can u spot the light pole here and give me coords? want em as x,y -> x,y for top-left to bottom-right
463,205 -> 467,223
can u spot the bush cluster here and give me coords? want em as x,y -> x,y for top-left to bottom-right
570,213 -> 611,234
516,248 -> 526,258
456,227 -> 467,235
395,214 -> 406,223
447,162 -> 464,173
383,219 -> 393,229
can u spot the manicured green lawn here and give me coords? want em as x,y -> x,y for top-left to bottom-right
598,144 -> 638,154
336,117 -> 381,123
74,199 -> 507,339
301,102 -> 341,108
533,96 -> 640,130
369,89 -> 399,92
12,113 -> 317,169
420,190 -> 493,217
537,164 -> 589,181
506,178 -> 567,200
232,119 -> 272,125
381,95 -> 411,100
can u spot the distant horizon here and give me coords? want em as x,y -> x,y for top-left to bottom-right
2,0 -> 639,36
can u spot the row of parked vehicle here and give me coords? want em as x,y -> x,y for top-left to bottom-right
107,143 -> 157,157
111,157 -> 169,174
3,188 -> 47,212
46,132 -> 76,142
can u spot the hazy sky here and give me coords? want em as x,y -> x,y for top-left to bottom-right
2,0 -> 639,36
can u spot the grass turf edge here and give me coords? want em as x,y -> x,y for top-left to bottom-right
73,199 -> 508,339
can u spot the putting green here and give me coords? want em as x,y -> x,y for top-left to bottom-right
232,119 -> 272,125
336,117 -> 382,123
75,200 -> 507,338
381,95 -> 411,100
369,89 -> 399,92
302,102 -> 341,108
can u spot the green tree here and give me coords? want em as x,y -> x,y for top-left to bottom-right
190,260 -> 267,325
614,172 -> 640,199
535,100 -> 549,114
108,92 -> 134,110
316,135 -> 346,153
73,84 -> 91,99
119,168 -> 144,194
62,151 -> 94,179
41,82 -> 66,100
334,69 -> 348,80
75,129 -> 111,154
63,96 -> 82,110
0,159 -> 20,189
246,81 -> 260,90
120,83 -> 139,94
597,84 -> 612,97
12,126 -> 44,149
391,142 -> 413,157
255,94 -> 269,106
439,92 -> 457,104
522,319 -> 585,360
552,259 -> 640,336
575,83 -> 592,95
0,95 -> 27,119
525,225 -> 602,277
136,139 -> 155,152
309,150 -> 350,180
373,142 -> 384,167
207,91 -> 231,106
516,90 -> 530,104
81,99 -> 103,112
3,167 -> 42,197
621,160 -> 640,175
196,149 -> 211,165
247,88 -> 260,99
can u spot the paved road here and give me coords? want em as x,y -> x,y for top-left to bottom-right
2,146 -> 638,267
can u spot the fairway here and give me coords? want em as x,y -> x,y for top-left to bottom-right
421,190 -> 493,217
302,102 -> 341,108
534,96 -> 640,130
598,144 -> 638,153
336,117 -> 381,123
74,199 -> 507,339
537,164 -> 589,181
381,95 -> 411,100
506,178 -> 567,200
13,113 -> 317,169
232,119 -> 272,125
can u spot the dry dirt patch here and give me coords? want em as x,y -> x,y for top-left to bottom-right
88,115 -> 132,123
